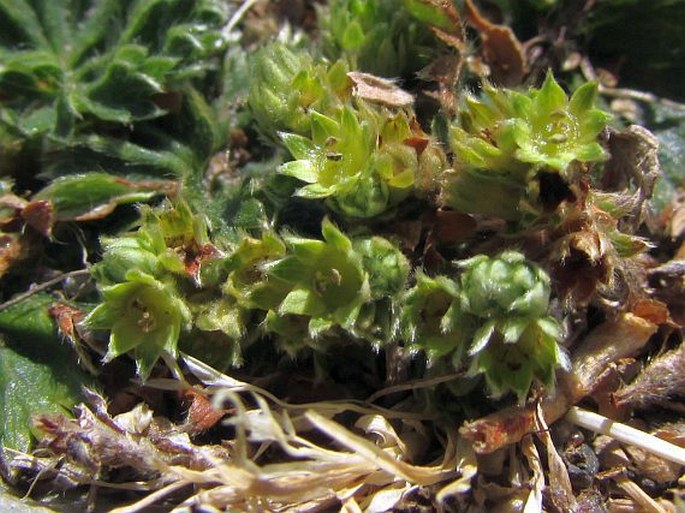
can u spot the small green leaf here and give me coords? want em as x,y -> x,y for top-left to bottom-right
280,160 -> 319,183
279,288 -> 324,316
280,132 -> 317,160
34,173 -> 173,221
569,81 -> 599,114
537,72 -> 567,114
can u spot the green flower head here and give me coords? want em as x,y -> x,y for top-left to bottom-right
457,251 -> 565,401
469,317 -> 564,402
222,231 -> 289,311
280,104 -> 443,218
511,73 -> 612,173
444,74 -> 612,221
266,218 -> 370,338
354,236 -> 410,300
320,0 -> 438,78
85,270 -> 191,380
401,273 -> 468,362
248,43 -> 350,140
458,250 -> 551,320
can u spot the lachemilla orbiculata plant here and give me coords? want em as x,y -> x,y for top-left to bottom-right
0,0 -> 659,418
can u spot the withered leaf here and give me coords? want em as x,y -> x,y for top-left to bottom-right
21,200 -> 54,237
182,387 -> 229,435
0,233 -> 27,277
347,72 -> 414,108
407,0 -> 465,114
33,391 -> 231,483
602,125 -> 660,232
463,0 -> 527,86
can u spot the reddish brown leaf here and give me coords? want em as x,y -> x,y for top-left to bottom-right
463,0 -> 527,86
182,388 -> 229,434
0,233 -> 27,277
182,242 -> 222,284
21,200 -> 54,237
48,303 -> 85,342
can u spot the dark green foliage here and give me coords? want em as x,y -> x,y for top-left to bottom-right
0,0 -> 228,179
0,294 -> 87,453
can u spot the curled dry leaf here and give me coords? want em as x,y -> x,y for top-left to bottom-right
182,387 -> 230,435
602,125 -> 661,233
347,72 -> 414,108
460,313 -> 658,454
20,200 -> 54,237
463,0 -> 527,86
409,0 -> 465,113
534,404 -> 577,511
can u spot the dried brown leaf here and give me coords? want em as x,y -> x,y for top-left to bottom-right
463,0 -> 527,86
534,404 -> 577,511
0,233 -> 27,277
32,391 -> 230,484
602,125 -> 660,233
347,72 -> 414,108
20,200 -> 54,237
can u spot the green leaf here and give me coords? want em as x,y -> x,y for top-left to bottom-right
537,72 -> 567,114
281,132 -> 317,160
0,0 -> 227,181
280,160 -> 319,184
569,81 -> 599,114
0,294 -> 87,453
279,288 -> 325,317
33,173 -> 173,221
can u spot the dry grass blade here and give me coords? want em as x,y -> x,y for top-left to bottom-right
305,410 -> 457,486
566,407 -> 685,466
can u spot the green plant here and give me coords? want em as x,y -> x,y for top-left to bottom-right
444,73 -> 612,222
0,0 -> 227,179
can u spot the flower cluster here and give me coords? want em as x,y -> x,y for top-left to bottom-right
443,73 -> 612,222
319,0 -> 438,78
85,201 -> 207,379
404,251 -> 566,402
250,43 -> 447,219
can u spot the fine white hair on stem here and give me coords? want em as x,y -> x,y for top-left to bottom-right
565,406 -> 685,466
224,0 -> 261,36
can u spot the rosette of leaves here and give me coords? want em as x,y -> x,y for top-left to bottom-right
280,102 -> 445,218
318,0 -> 438,78
248,43 -> 351,140
457,251 -> 565,401
401,273 -> 468,364
444,74 -> 611,221
265,219 -> 371,348
0,0 -> 227,179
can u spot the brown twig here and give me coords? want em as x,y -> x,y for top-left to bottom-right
0,269 -> 91,313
